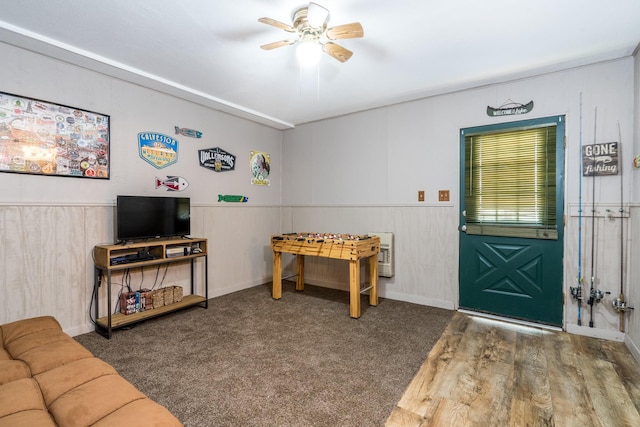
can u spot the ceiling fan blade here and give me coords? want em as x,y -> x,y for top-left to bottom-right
258,17 -> 295,33
322,42 -> 353,62
260,40 -> 297,50
326,22 -> 364,40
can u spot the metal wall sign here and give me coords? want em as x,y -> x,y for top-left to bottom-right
138,132 -> 178,169
250,150 -> 270,186
199,147 -> 235,172
487,100 -> 533,117
582,142 -> 618,176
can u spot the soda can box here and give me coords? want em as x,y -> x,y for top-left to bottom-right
120,291 -> 138,315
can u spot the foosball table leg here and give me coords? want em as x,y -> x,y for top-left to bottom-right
272,251 -> 282,299
369,253 -> 379,306
349,259 -> 361,318
296,254 -> 305,291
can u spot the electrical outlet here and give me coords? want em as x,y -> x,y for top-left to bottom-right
438,190 -> 450,202
418,190 -> 425,202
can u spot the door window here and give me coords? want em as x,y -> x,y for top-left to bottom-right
463,122 -> 559,240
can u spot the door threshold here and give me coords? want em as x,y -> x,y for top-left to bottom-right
458,309 -> 563,332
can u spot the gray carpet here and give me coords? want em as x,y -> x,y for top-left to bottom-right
75,282 -> 453,426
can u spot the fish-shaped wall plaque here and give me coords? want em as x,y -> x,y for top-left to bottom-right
175,126 -> 202,138
156,176 -> 189,191
218,194 -> 248,203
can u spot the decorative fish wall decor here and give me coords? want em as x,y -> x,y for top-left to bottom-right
218,194 -> 248,203
175,126 -> 202,138
155,176 -> 189,191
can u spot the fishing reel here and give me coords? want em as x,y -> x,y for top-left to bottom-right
569,286 -> 582,300
613,298 -> 634,313
589,288 -> 609,304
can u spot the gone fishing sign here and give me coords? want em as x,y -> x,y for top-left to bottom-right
582,142 -> 618,176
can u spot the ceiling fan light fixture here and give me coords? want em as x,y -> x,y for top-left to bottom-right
296,40 -> 322,67
307,2 -> 329,28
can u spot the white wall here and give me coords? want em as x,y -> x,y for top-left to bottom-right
626,48 -> 640,360
283,58 -> 636,342
0,42 -> 283,335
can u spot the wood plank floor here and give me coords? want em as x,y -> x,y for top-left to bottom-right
386,312 -> 640,427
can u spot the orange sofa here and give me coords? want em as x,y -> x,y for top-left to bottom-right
0,316 -> 182,427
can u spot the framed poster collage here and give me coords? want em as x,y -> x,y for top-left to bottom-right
0,91 -> 110,179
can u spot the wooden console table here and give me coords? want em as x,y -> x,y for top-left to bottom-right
93,238 -> 208,339
271,233 -> 380,318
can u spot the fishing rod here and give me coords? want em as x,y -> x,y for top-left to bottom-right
589,107 -> 597,328
612,121 -> 634,329
586,107 -> 610,327
578,95 -> 584,326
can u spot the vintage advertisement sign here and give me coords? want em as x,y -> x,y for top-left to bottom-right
250,150 -> 270,186
487,100 -> 533,117
199,147 -> 235,172
138,132 -> 178,169
582,142 -> 618,176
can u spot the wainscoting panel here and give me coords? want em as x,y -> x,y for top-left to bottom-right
1,204 -> 283,336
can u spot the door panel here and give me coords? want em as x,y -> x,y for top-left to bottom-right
459,116 -> 565,326
459,234 -> 563,325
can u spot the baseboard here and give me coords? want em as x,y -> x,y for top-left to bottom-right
379,290 -> 455,311
625,335 -> 640,364
301,278 -> 456,311
565,323 -> 625,342
65,323 -> 96,338
209,278 -> 270,299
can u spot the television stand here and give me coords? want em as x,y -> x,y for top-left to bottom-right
93,238 -> 208,339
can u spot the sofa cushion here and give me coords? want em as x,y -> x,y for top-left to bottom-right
2,316 -> 93,376
47,373 -> 148,427
0,328 -> 10,360
34,357 -> 118,406
0,410 -> 57,427
0,377 -> 55,426
92,398 -> 184,427
0,316 -> 62,347
0,359 -> 31,385
12,336 -> 93,376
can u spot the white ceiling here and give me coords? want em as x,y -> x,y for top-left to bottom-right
1,0 -> 639,130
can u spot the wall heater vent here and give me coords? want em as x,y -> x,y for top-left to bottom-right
369,232 -> 394,277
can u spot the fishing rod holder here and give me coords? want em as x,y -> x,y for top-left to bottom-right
613,298 -> 634,313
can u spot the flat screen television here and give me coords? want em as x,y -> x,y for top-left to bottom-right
116,195 -> 190,242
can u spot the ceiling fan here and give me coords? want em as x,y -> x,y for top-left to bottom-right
258,2 -> 363,63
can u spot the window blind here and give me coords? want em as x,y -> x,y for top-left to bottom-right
464,124 -> 558,240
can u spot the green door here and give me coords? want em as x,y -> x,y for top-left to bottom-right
459,116 -> 565,326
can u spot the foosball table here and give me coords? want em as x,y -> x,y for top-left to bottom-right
270,232 -> 381,318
